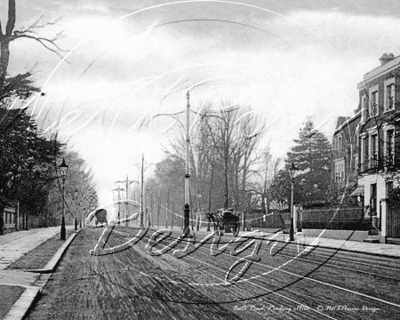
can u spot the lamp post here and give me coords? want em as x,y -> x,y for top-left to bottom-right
288,163 -> 298,241
59,159 -> 68,240
73,188 -> 79,230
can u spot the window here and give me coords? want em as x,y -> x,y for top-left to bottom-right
370,134 -> 378,168
386,181 -> 393,198
384,78 -> 396,112
370,90 -> 378,117
5,211 -> 13,224
335,160 -> 345,183
385,82 -> 395,111
333,135 -> 342,151
338,136 -> 342,151
362,136 -> 368,171
386,128 -> 395,166
361,95 -> 368,122
370,183 -> 377,216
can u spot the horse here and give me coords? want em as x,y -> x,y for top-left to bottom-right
206,208 -> 239,236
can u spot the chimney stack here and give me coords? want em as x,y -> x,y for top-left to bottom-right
380,53 -> 395,65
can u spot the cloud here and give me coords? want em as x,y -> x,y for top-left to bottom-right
7,1 -> 400,205
285,10 -> 400,56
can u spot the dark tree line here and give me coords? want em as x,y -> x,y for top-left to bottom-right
0,0 -> 97,233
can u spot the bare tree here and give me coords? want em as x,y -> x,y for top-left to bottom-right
250,148 -> 282,212
205,103 -> 265,209
149,101 -> 266,231
0,0 -> 65,100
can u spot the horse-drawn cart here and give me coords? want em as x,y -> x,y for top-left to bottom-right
94,209 -> 108,226
206,208 -> 240,236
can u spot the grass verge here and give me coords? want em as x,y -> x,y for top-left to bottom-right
0,285 -> 26,318
1,230 -> 75,318
7,230 -> 74,270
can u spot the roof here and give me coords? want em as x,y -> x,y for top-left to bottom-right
333,111 -> 361,135
335,116 -> 350,130
358,54 -> 400,89
350,186 -> 364,197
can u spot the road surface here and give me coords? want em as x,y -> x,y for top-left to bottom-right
25,226 -> 400,319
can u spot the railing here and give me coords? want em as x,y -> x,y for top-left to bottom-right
2,206 -> 16,234
300,207 -> 369,230
249,212 -> 287,229
248,207 -> 370,231
358,156 -> 397,173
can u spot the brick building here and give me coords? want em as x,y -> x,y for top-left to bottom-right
352,53 -> 400,242
331,113 -> 361,205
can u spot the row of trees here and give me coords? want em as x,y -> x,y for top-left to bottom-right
145,102 -> 267,227
0,0 -> 97,233
143,100 -> 333,229
0,104 -> 98,232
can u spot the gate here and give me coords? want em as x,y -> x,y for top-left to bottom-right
387,204 -> 400,238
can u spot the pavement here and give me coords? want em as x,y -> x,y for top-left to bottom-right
242,229 -> 400,258
0,226 -> 77,320
0,226 -> 399,320
176,226 -> 400,258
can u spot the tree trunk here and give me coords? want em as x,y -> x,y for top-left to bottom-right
224,156 -> 229,208
0,41 -> 10,98
0,0 -> 16,98
171,202 -> 174,229
241,151 -> 248,211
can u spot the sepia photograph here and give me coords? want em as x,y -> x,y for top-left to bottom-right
0,0 -> 399,319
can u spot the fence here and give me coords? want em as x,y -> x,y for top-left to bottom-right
25,214 -> 59,229
301,207 -> 369,230
2,206 -> 17,233
248,212 -> 289,229
248,206 -> 370,231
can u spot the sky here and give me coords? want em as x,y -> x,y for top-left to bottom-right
3,0 -> 400,207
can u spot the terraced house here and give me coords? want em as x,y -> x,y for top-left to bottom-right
331,113 -> 361,205
332,54 -> 400,243
355,53 -> 400,243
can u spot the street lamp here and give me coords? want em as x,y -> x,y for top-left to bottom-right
73,188 -> 79,230
59,158 -> 68,240
288,163 -> 298,241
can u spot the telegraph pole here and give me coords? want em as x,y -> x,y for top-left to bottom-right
112,187 -> 124,225
116,176 -> 140,227
140,153 -> 144,227
125,176 -> 129,226
183,91 -> 192,237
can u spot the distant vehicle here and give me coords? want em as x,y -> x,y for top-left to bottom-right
206,208 -> 240,236
94,209 -> 108,226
